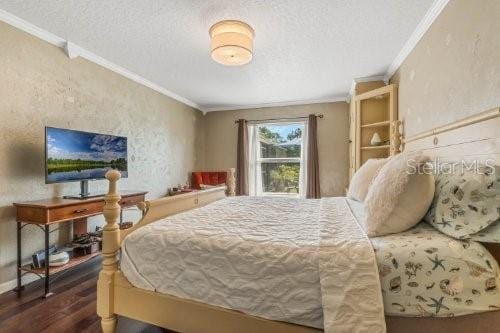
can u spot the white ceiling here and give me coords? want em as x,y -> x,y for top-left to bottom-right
0,0 -> 437,111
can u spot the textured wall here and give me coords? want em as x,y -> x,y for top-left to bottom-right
203,103 -> 349,197
391,0 -> 500,136
0,21 -> 205,287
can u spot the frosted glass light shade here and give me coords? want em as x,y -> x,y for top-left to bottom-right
209,20 -> 254,66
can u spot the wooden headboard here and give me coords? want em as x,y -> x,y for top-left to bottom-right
400,107 -> 500,261
401,107 -> 499,163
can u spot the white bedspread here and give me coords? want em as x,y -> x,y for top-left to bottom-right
318,198 -> 385,332
121,196 -> 386,332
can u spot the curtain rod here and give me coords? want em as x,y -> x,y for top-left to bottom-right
234,114 -> 323,124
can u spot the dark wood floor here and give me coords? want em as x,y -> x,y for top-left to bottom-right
0,257 -> 103,333
0,258 -> 171,333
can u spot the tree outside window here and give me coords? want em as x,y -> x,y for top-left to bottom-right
256,123 -> 305,195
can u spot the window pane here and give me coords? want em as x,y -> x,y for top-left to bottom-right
258,124 -> 303,158
261,162 -> 300,194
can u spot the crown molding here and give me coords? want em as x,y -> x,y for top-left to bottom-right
347,75 -> 386,102
0,8 -> 64,46
63,41 -> 79,59
383,0 -> 450,82
201,96 -> 348,113
0,9 -> 201,111
1,0 -> 449,112
346,0 -> 449,102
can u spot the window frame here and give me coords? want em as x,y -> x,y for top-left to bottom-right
252,121 -> 307,197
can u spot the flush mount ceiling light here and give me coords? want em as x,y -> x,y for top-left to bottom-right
209,20 -> 255,66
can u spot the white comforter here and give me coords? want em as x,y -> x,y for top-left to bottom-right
121,196 -> 386,332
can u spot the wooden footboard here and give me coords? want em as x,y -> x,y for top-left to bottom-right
112,270 -> 320,333
120,185 -> 227,242
96,170 -> 321,333
96,170 -> 228,333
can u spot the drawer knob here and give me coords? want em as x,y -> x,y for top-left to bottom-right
73,208 -> 89,214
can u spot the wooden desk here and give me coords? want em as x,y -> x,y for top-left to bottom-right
13,190 -> 147,297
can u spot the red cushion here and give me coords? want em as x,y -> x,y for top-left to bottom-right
192,172 -> 204,190
217,172 -> 227,184
192,172 -> 227,189
209,173 -> 218,185
202,173 -> 210,185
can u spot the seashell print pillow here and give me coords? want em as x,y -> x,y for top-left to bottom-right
425,164 -> 500,239
470,220 -> 500,243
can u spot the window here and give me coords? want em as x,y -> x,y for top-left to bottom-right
248,122 -> 307,197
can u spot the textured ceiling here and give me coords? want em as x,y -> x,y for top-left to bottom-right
0,0 -> 435,111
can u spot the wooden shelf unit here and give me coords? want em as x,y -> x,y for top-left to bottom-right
20,251 -> 100,275
13,190 -> 147,297
349,83 -> 398,177
360,120 -> 390,128
360,145 -> 390,150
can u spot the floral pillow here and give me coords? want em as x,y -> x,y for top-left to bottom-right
425,165 -> 500,239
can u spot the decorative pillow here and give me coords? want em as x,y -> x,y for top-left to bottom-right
363,152 -> 434,237
347,158 -> 388,202
470,220 -> 500,243
425,165 -> 500,239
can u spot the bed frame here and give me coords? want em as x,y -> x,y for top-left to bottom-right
97,107 -> 499,333
97,181 -> 319,333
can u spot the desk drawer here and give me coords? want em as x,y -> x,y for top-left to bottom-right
48,202 -> 104,222
119,194 -> 145,207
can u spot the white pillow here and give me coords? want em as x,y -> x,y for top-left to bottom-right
363,152 -> 434,237
347,158 -> 389,202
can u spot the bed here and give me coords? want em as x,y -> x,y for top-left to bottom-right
97,107 -> 500,333
120,196 -> 499,323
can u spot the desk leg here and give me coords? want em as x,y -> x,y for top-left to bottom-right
43,225 -> 53,298
14,221 -> 23,293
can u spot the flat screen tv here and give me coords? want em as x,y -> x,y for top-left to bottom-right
45,127 -> 127,198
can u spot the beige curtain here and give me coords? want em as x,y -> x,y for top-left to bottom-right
306,114 -> 321,198
236,119 -> 249,196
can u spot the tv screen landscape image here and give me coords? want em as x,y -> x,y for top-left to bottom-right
45,127 -> 128,183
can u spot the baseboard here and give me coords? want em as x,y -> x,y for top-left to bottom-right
0,274 -> 39,295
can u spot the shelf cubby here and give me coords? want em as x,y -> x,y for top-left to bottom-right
353,84 -> 398,172
20,251 -> 100,276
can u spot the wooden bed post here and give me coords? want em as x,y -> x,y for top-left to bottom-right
227,168 -> 236,197
97,170 -> 122,333
391,120 -> 403,155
